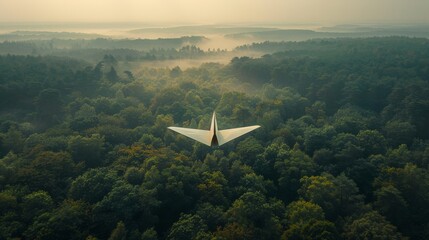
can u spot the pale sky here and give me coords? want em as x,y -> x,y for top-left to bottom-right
0,0 -> 428,25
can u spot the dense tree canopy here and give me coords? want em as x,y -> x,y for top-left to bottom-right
1,37 -> 429,239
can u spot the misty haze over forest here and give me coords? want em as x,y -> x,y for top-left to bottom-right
1,22 -> 429,68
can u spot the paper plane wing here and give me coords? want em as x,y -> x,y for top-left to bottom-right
168,127 -> 213,146
217,125 -> 260,146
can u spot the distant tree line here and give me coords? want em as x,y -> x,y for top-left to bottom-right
0,36 -> 229,63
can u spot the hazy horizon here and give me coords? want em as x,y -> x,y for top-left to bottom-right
1,0 -> 429,53
1,0 -> 428,26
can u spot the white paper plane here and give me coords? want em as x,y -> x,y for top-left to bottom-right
168,112 -> 260,146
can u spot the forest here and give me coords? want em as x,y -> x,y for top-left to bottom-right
0,36 -> 212,62
0,36 -> 429,240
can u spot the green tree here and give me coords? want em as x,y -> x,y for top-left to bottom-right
331,133 -> 364,164
384,120 -> 416,147
0,210 -> 24,240
275,145 -> 317,201
305,101 -> 327,126
69,168 -> 118,204
356,129 -> 388,156
236,137 -> 264,167
373,185 -> 409,230
235,172 -> 274,197
93,181 -> 158,236
141,228 -> 158,240
194,203 -> 225,232
312,148 -> 335,171
0,191 -> 17,216
124,167 -> 144,185
374,164 -> 429,238
386,144 -> 412,168
107,66 -> 119,82
256,141 -> 289,180
283,200 -> 338,239
166,214 -> 208,240
170,66 -> 182,78
332,106 -> 376,134
151,114 -> 174,138
24,200 -> 91,240
1,126 -> 25,154
225,191 -> 283,240
299,173 -> 364,220
285,200 -> 325,224
108,221 -> 127,240
35,88 -> 63,126
123,70 -> 135,81
233,105 -> 252,124
68,134 -> 105,168
304,126 -> 336,155
214,222 -> 253,240
69,102 -> 100,131
120,106 -> 144,128
197,171 -> 228,206
343,211 -> 406,240
142,157 -> 199,233
17,151 -> 76,198
75,103 -> 97,119
21,191 -> 54,221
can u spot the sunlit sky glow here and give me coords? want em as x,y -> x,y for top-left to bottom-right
0,0 -> 428,25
